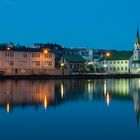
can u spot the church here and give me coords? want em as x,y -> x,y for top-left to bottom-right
101,29 -> 140,74
131,29 -> 140,73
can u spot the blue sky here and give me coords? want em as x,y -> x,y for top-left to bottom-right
0,0 -> 139,50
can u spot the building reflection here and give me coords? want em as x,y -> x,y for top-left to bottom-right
0,79 -> 140,126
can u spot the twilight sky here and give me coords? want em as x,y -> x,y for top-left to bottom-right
0,0 -> 139,50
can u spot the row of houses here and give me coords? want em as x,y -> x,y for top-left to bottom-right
0,29 -> 140,75
0,43 -> 86,75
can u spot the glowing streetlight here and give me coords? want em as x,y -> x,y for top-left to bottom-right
7,47 -> 10,51
44,50 -> 48,54
103,52 -> 111,73
106,52 -> 111,57
61,63 -> 64,67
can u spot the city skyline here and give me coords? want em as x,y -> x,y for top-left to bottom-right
0,0 -> 140,50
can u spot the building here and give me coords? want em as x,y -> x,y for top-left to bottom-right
60,54 -> 85,72
101,51 -> 133,74
100,29 -> 140,74
0,43 -> 55,75
131,29 -> 140,73
64,48 -> 93,63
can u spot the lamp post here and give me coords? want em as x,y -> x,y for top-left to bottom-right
103,52 -> 111,73
61,62 -> 64,76
42,49 -> 48,75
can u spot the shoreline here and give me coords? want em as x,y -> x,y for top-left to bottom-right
0,74 -> 140,80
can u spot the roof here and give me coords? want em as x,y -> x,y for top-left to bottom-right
64,55 -> 85,63
106,51 -> 133,61
132,60 -> 140,64
136,28 -> 140,44
0,44 -> 53,53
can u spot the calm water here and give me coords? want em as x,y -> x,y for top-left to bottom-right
0,79 -> 140,140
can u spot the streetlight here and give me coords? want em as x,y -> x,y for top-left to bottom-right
44,49 -> 48,54
61,62 -> 64,76
42,49 -> 48,75
103,52 -> 111,73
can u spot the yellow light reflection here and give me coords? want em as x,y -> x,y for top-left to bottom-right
104,80 -> 107,96
44,96 -> 48,110
7,103 -> 10,113
106,92 -> 110,107
61,83 -> 64,98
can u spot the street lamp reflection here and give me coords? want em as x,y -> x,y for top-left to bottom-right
44,96 -> 48,110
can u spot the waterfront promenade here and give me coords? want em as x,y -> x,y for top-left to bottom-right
0,73 -> 140,79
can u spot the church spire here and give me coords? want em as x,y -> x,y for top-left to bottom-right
136,28 -> 140,45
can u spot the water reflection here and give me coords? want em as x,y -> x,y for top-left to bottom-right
0,79 -> 140,125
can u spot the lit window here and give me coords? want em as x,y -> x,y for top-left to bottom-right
19,61 -> 28,67
32,53 -> 40,58
44,53 -> 52,58
5,61 -> 14,66
32,61 -> 40,66
5,52 -> 14,57
44,61 -> 52,66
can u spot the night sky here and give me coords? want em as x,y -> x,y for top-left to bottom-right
0,0 -> 139,50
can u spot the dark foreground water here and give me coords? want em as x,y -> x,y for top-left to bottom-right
0,79 -> 140,140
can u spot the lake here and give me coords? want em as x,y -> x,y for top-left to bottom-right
0,79 -> 140,140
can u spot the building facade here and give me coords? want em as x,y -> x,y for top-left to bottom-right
101,51 -> 133,74
0,44 -> 55,75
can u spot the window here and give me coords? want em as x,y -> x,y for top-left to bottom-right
19,61 -> 28,67
125,67 -> 127,70
121,67 -> 123,70
5,52 -> 14,57
113,61 -> 116,64
23,53 -> 28,58
125,61 -> 128,64
110,67 -> 112,71
118,67 -> 119,70
110,62 -> 112,64
117,61 -> 120,64
5,61 -> 14,66
32,53 -> 40,58
121,61 -> 123,64
32,61 -> 40,67
44,53 -> 52,58
44,61 -> 52,66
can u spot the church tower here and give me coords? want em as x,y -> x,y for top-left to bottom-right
134,28 -> 140,60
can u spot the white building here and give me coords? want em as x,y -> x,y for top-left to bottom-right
101,51 -> 133,74
131,29 -> 140,73
101,28 -> 140,74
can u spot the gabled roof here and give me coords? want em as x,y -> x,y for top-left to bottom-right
106,51 -> 133,61
64,55 -> 85,63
